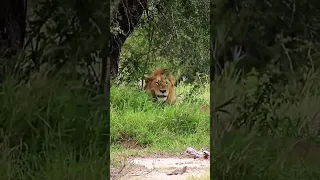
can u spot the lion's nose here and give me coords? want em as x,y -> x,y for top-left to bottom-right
160,89 -> 166,93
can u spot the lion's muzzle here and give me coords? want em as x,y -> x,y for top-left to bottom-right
155,89 -> 168,101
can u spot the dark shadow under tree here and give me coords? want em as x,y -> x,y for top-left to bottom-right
0,0 -> 27,58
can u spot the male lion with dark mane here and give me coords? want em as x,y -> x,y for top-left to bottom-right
144,68 -> 176,104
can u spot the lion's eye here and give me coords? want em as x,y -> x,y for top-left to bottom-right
155,82 -> 159,85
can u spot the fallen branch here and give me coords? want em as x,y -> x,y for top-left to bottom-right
185,146 -> 210,159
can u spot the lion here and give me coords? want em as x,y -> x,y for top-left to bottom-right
144,68 -> 176,104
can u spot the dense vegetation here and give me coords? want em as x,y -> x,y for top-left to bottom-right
0,0 -> 110,179
109,1 -> 210,178
1,0 -> 320,179
211,0 -> 320,179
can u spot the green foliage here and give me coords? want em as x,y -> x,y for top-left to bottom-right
9,0 -> 110,84
0,149 -> 108,179
110,83 -> 210,151
211,0 -> 320,74
209,4 -> 320,178
115,0 -> 209,84
235,71 -> 292,135
211,64 -> 320,179
0,78 -> 108,153
212,133 -> 320,180
0,77 -> 108,178
3,0 -> 320,179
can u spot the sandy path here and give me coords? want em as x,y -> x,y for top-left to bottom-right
111,156 -> 210,180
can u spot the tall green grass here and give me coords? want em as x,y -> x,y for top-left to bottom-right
0,77 -> 108,179
211,67 -> 320,179
110,82 -> 210,155
3,65 -> 320,180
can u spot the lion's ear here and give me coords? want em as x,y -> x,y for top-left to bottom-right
168,73 -> 175,86
144,76 -> 152,90
145,77 -> 150,84
145,76 -> 153,84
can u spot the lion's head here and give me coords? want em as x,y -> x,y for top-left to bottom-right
144,68 -> 176,104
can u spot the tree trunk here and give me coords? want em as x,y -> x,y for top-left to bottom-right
0,0 -> 27,57
109,0 -> 147,79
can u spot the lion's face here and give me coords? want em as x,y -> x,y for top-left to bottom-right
145,68 -> 176,104
148,76 -> 173,101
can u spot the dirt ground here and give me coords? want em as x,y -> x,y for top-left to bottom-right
111,156 -> 210,180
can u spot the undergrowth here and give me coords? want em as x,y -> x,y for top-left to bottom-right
110,82 -> 210,155
2,65 -> 320,180
211,66 -> 320,180
0,77 -> 108,179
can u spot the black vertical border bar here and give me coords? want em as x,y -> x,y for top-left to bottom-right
210,0 -> 215,179
99,0 -> 111,178
106,0 -> 111,177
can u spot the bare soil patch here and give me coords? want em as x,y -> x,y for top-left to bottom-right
111,156 -> 210,180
